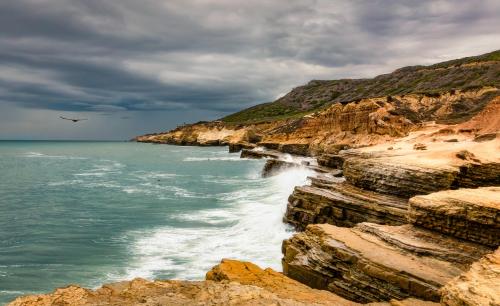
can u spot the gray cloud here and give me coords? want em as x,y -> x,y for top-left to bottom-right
0,0 -> 499,139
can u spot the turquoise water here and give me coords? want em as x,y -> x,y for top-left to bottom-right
0,141 -> 313,304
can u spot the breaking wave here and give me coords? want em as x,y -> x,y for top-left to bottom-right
122,167 -> 314,280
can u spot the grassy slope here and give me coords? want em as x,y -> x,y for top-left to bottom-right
222,50 -> 500,124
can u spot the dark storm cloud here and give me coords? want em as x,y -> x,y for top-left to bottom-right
0,0 -> 499,139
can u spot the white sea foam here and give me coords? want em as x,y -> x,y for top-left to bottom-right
133,171 -> 182,180
47,179 -> 85,186
74,161 -> 124,177
174,209 -> 238,225
122,167 -> 314,280
0,290 -> 26,295
122,183 -> 202,198
183,156 -> 241,162
22,152 -> 87,159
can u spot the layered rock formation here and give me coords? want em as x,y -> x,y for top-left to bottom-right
261,159 -> 300,177
440,248 -> 500,306
281,125 -> 499,303
284,176 -> 408,230
206,259 -> 356,305
134,51 -> 500,156
408,187 -> 500,247
341,136 -> 500,197
9,260 -> 356,306
134,87 -> 499,155
7,258 -> 442,306
282,223 -> 492,303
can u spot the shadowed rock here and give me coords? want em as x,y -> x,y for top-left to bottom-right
261,159 -> 300,177
284,176 -> 408,230
240,149 -> 280,159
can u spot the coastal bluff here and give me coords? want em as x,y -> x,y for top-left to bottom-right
9,259 -> 438,306
11,51 -> 500,305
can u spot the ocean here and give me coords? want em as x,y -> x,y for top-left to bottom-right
0,141 -> 313,304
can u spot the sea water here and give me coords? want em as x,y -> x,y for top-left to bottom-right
0,141 -> 313,304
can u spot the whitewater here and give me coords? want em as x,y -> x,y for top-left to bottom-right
0,141 -> 313,304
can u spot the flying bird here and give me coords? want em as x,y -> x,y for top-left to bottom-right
60,116 -> 88,123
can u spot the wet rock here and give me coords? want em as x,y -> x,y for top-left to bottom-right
199,139 -> 221,146
317,154 -> 345,169
280,143 -> 310,156
282,223 -> 491,303
261,159 -> 300,178
259,142 -> 280,150
284,176 -> 408,230
228,142 -> 256,153
240,149 -> 280,159
440,248 -> 500,306
408,187 -> 500,247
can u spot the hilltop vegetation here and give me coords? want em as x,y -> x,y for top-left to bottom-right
222,50 -> 500,124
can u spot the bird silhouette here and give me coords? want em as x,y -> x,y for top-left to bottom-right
60,116 -> 88,123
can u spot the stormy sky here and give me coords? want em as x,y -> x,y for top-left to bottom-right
1,0 -> 499,140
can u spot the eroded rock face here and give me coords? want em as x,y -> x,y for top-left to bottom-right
240,149 -> 280,159
343,155 -> 500,198
284,176 -> 408,230
440,248 -> 500,306
408,187 -> 500,247
343,157 -> 458,197
261,159 -> 300,177
317,153 -> 345,169
134,87 -> 499,155
9,260 -> 356,306
206,259 -> 357,306
228,142 -> 256,153
282,223 -> 492,303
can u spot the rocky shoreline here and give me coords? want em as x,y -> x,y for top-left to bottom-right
9,53 -> 500,305
10,127 -> 500,305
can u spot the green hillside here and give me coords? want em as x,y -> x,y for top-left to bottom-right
222,50 -> 500,124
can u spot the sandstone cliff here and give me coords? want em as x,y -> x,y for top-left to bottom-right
134,50 -> 500,156
9,259 -> 443,306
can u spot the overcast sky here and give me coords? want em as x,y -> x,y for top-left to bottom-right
1,0 -> 499,140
